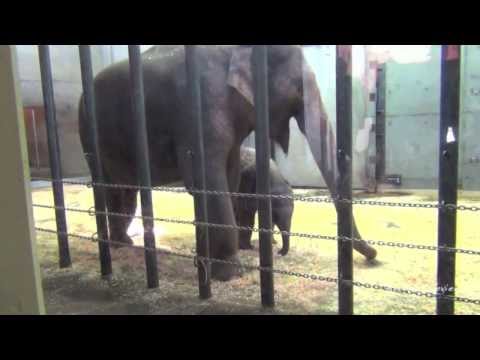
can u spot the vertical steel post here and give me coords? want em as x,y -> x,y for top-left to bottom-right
375,64 -> 386,183
128,45 -> 159,289
31,109 -> 41,169
437,45 -> 461,315
79,45 -> 113,279
185,45 -> 212,299
252,45 -> 275,307
38,46 -> 71,269
336,45 -> 354,315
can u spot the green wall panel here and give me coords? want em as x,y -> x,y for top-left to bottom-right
385,45 -> 480,190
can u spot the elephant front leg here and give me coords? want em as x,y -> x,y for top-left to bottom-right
205,170 -> 243,281
105,187 -> 138,248
273,206 -> 292,256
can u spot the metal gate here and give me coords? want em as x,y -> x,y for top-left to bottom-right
31,45 -> 480,315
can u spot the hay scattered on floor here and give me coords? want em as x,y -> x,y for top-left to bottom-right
33,185 -> 480,315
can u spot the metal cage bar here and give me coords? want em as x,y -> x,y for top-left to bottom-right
128,45 -> 159,289
437,45 -> 461,315
336,45 -> 354,315
375,64 -> 386,183
38,45 -> 71,269
29,44 -> 472,314
252,45 -> 275,307
185,45 -> 212,299
78,45 -> 113,279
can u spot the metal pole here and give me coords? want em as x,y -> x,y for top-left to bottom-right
79,45 -> 113,280
336,45 -> 354,315
375,64 -> 386,184
252,45 -> 275,308
128,45 -> 159,289
38,45 -> 71,269
185,45 -> 212,299
437,45 -> 461,315
31,109 -> 41,169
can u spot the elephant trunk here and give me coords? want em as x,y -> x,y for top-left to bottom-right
297,66 -> 378,261
297,67 -> 337,194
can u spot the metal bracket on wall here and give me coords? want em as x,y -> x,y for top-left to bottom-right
383,174 -> 402,186
375,64 -> 387,184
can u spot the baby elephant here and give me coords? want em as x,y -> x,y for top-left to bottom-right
234,147 -> 294,256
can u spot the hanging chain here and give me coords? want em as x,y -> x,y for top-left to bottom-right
31,178 -> 480,212
32,203 -> 480,256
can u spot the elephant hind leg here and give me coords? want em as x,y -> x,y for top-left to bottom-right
273,207 -> 292,256
236,204 -> 256,250
105,187 -> 138,248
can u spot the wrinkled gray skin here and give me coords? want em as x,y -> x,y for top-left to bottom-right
78,45 -> 377,282
234,147 -> 293,256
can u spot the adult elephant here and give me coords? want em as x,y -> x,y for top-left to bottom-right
79,45 -> 377,282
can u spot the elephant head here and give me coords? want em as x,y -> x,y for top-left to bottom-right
227,45 -> 336,192
226,45 -> 377,261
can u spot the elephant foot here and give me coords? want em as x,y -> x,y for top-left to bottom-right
211,254 -> 243,281
109,234 -> 134,249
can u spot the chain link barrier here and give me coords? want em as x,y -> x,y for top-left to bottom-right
32,203 -> 480,256
31,178 -> 480,308
34,227 -> 480,306
31,178 -> 480,212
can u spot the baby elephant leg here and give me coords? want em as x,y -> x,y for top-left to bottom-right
274,206 -> 293,256
236,205 -> 256,250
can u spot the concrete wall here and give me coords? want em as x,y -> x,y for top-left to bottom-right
383,45 -> 480,190
16,45 -> 157,178
16,45 -> 115,178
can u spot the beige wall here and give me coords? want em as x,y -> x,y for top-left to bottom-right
0,45 -> 45,314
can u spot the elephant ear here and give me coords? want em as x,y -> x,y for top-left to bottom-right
227,46 -> 254,106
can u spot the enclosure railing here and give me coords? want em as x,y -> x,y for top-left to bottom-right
78,45 -> 112,279
33,45 -> 479,315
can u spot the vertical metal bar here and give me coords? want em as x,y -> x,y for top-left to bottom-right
79,45 -> 113,279
336,45 -> 354,315
110,46 -> 115,64
128,45 -> 159,289
252,45 -> 275,307
31,109 -> 41,169
437,45 -> 461,315
185,45 -> 212,299
375,64 -> 386,183
38,45 -> 71,269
